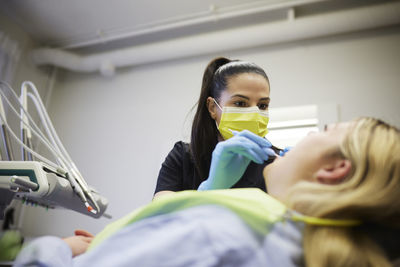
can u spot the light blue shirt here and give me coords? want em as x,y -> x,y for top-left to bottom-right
14,205 -> 304,267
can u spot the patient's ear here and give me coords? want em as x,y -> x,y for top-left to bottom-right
316,159 -> 352,184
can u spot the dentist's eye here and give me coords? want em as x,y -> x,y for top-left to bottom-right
234,101 -> 248,107
258,103 -> 269,110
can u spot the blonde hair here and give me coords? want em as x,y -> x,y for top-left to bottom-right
288,117 -> 400,267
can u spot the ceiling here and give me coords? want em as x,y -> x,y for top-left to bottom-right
1,0 -> 394,54
1,0 -> 399,75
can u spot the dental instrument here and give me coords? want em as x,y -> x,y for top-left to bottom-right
0,80 -> 108,219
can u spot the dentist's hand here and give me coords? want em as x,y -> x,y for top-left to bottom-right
198,130 -> 275,191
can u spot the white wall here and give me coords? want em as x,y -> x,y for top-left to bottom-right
20,26 -> 400,237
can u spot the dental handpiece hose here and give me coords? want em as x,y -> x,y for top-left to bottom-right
56,157 -> 97,214
70,167 -> 99,213
65,172 -> 97,213
58,160 -> 93,214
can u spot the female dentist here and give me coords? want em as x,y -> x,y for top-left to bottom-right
154,57 -> 283,198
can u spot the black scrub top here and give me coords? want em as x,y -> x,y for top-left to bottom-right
154,141 -> 279,194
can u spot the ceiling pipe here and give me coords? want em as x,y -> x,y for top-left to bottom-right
30,2 -> 400,76
60,0 -> 326,49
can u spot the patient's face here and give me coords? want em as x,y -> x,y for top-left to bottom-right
264,122 -> 351,201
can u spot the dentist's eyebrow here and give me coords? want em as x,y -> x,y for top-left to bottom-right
230,95 -> 270,101
230,94 -> 250,100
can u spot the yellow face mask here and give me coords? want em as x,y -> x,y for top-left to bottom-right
214,99 -> 269,140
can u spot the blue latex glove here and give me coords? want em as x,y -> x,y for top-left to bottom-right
198,130 -> 276,191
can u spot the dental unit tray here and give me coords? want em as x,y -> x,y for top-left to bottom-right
0,161 -> 108,218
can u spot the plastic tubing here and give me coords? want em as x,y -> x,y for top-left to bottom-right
23,81 -> 98,212
0,82 -> 62,157
0,83 -> 64,167
0,109 -> 59,169
27,93 -> 65,161
24,83 -> 97,209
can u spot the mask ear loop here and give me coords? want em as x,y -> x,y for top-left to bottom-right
212,98 -> 222,129
213,98 -> 223,111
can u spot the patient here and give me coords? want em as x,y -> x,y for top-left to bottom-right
14,117 -> 400,267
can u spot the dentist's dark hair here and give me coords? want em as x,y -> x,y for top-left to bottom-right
190,57 -> 269,181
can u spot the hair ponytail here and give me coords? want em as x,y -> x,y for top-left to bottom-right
190,57 -> 232,180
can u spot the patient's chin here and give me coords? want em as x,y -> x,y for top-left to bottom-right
263,163 -> 274,182
263,164 -> 270,178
